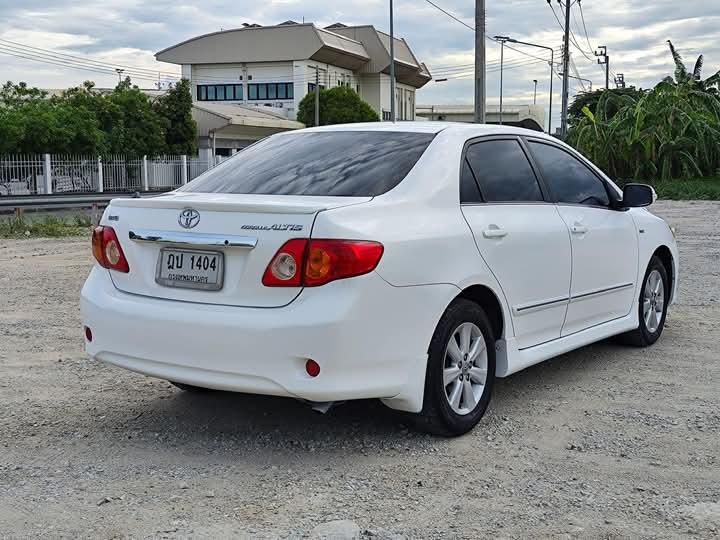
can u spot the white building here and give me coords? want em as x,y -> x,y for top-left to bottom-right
416,104 -> 546,132
155,21 -> 431,158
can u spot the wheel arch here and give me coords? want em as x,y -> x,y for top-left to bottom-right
653,245 -> 675,304
454,284 -> 507,342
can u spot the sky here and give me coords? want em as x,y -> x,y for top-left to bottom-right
1,0 -> 718,129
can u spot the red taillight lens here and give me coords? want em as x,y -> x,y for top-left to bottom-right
263,239 -> 383,287
303,240 -> 384,287
92,226 -> 130,273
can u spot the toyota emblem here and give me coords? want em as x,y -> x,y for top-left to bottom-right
178,208 -> 200,229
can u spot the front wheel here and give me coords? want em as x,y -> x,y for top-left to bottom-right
618,255 -> 669,347
412,299 -> 496,436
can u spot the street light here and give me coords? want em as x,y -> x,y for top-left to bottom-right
494,36 -> 510,125
506,38 -> 554,135
533,79 -> 538,104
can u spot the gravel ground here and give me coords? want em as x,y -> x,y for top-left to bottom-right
0,201 -> 718,539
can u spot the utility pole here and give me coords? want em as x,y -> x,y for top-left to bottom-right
614,73 -> 625,89
595,45 -> 609,90
557,0 -> 572,138
474,0 -> 486,123
389,0 -> 396,123
314,66 -> 320,126
533,79 -> 538,104
495,36 -> 510,125
115,68 -> 124,84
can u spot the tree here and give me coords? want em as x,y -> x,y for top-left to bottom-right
297,86 -> 379,126
664,40 -> 720,94
154,79 -> 197,155
567,87 -> 646,128
0,78 -> 199,157
103,78 -> 168,156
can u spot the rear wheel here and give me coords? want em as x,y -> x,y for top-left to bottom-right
412,299 -> 496,436
618,255 -> 669,347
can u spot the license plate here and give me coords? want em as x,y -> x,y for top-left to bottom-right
156,248 -> 224,291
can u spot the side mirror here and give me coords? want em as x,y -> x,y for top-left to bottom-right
621,183 -> 655,208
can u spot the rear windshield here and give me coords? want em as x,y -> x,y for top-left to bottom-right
179,131 -> 436,196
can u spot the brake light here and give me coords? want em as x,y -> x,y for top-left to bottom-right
92,226 -> 130,273
263,239 -> 383,287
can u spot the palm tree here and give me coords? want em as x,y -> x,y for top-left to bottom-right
664,40 -> 720,94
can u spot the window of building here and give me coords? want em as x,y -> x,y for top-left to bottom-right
382,110 -> 392,121
247,83 -> 293,101
197,84 -> 243,102
465,139 -> 544,202
307,83 -> 326,93
527,141 -> 610,207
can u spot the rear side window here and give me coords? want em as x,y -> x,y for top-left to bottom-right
180,131 -> 436,196
460,158 -> 483,203
528,141 -> 610,207
465,140 -> 544,202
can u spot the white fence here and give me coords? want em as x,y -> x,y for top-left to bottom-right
0,154 -> 224,196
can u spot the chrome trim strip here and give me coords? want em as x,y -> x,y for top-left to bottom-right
514,296 -> 569,315
129,229 -> 258,249
570,282 -> 634,302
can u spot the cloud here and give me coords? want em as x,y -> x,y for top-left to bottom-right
0,0 -> 717,128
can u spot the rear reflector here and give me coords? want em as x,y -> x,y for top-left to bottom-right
92,226 -> 130,273
263,239 -> 383,287
305,359 -> 321,377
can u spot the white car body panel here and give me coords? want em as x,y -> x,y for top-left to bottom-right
80,122 -> 679,415
461,204 -> 572,349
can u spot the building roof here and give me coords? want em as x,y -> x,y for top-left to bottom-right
192,102 -> 304,132
325,25 -> 431,87
156,22 -> 431,89
156,23 -> 369,71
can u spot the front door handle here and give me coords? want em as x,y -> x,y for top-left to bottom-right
571,223 -> 588,234
483,225 -> 508,239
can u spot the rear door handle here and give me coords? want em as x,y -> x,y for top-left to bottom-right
571,223 -> 588,234
483,226 -> 508,239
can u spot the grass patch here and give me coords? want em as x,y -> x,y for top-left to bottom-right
651,177 -> 720,200
0,214 -> 92,238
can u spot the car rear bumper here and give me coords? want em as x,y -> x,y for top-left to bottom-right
80,267 -> 458,412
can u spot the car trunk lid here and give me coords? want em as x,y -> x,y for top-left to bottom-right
103,192 -> 371,307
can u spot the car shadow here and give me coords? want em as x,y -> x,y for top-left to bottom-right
87,336 -> 646,456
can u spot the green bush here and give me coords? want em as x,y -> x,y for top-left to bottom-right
297,86 -> 379,126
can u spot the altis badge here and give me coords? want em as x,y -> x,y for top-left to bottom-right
241,224 -> 304,232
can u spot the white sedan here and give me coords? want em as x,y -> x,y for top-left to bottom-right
81,123 -> 678,436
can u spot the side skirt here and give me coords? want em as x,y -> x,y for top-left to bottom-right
496,313 -> 638,377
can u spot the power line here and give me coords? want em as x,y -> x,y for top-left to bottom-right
576,1 -> 595,53
422,0 -> 556,62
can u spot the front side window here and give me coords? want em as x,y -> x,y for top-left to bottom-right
528,141 -> 610,207
465,140 -> 544,202
180,131 -> 436,197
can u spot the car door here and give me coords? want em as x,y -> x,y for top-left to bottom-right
526,139 -> 638,336
460,137 -> 572,350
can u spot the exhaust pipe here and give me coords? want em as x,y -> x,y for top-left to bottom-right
309,401 -> 335,414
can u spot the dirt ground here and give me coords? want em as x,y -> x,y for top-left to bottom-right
0,201 -> 718,539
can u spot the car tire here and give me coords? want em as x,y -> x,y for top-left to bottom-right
617,255 -> 669,347
170,381 -> 212,393
412,298 -> 496,436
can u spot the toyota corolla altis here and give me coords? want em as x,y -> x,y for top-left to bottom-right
81,123 -> 678,435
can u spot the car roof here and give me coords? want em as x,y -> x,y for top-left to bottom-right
298,121 -> 553,140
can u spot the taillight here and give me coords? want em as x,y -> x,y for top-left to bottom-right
263,239 -> 383,287
92,226 -> 130,273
